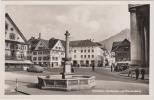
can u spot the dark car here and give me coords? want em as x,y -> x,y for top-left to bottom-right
27,65 -> 44,73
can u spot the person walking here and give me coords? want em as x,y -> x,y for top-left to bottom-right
92,63 -> 95,72
71,67 -> 74,73
135,68 -> 139,80
111,63 -> 113,72
141,68 -> 145,80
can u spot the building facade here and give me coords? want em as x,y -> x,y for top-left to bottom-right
5,13 -> 32,71
70,40 -> 104,67
28,37 -> 65,68
111,39 -> 131,63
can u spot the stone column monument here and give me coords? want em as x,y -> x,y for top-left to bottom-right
62,30 -> 72,79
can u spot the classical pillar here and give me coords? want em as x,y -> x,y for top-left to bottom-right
129,5 -> 150,68
129,7 -> 143,67
62,30 -> 72,79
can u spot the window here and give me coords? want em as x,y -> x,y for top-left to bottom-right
38,57 -> 42,61
43,51 -> 49,54
33,52 -> 37,55
21,45 -> 23,50
39,62 -> 42,65
74,55 -> 76,58
92,55 -> 94,58
88,49 -> 90,52
84,55 -> 86,58
55,57 -> 58,61
38,51 -> 42,55
16,45 -> 18,50
5,43 -> 8,47
5,23 -> 8,30
74,50 -> 76,53
33,57 -> 37,60
52,57 -> 55,60
38,47 -> 45,50
10,27 -> 14,31
84,50 -> 86,52
9,33 -> 15,40
92,49 -> 94,52
81,55 -> 83,58
81,50 -> 83,53
46,56 -> 50,60
43,57 -> 46,60
61,52 -> 64,55
24,46 -> 26,50
88,55 -> 90,58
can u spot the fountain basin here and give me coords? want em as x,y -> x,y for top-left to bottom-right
38,75 -> 96,91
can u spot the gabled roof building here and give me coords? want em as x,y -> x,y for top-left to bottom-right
111,39 -> 131,63
5,13 -> 32,71
27,37 -> 65,68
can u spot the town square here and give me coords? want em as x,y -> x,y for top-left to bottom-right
4,4 -> 149,95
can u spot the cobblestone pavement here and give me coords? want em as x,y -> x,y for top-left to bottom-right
5,67 -> 149,95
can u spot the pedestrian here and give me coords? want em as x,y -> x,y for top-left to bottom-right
52,63 -> 54,68
141,68 -> 145,80
71,66 -> 74,73
111,63 -> 113,72
78,64 -> 80,68
92,63 -> 95,72
135,68 -> 139,80
128,70 -> 131,77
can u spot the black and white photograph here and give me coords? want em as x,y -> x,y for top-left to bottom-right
3,1 -> 152,97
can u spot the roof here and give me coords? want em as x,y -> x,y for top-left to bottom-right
28,37 -> 64,50
5,60 -> 33,64
49,38 -> 59,48
70,40 -> 99,47
5,13 -> 27,43
28,38 -> 40,50
111,39 -> 130,52
28,38 -> 101,50
39,39 -> 49,49
111,41 -> 122,51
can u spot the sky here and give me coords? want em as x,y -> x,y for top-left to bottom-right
6,5 -> 130,42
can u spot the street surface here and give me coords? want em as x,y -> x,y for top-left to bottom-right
5,67 -> 149,95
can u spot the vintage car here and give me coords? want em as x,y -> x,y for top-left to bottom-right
27,65 -> 44,73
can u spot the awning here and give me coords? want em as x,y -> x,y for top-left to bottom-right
5,60 -> 33,65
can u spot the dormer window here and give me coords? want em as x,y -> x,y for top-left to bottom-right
9,33 -> 15,40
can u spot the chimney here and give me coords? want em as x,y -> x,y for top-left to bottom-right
38,33 -> 41,39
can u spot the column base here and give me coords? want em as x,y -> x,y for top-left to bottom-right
130,59 -> 144,68
61,73 -> 74,79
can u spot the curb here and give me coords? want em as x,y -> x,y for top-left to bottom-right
15,89 -> 30,95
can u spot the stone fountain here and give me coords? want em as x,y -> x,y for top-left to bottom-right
38,30 -> 96,91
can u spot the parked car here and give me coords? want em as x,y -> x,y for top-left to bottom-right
27,65 -> 44,73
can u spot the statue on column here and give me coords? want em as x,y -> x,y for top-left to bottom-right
62,30 -> 72,79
